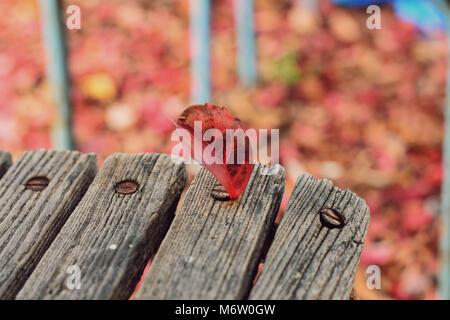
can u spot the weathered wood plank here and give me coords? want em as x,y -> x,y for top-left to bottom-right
249,173 -> 370,300
136,164 -> 285,300
0,150 -> 97,299
0,151 -> 12,179
17,153 -> 187,300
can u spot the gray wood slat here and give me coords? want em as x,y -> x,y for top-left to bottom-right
0,151 -> 12,179
17,153 -> 187,300
136,164 -> 285,300
249,173 -> 370,300
0,150 -> 97,299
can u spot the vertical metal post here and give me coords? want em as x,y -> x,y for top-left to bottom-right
39,0 -> 74,150
440,11 -> 450,301
298,0 -> 319,12
427,0 -> 450,299
234,0 -> 257,87
190,0 -> 211,104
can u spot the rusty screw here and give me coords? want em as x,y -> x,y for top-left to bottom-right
25,176 -> 49,191
115,180 -> 139,195
210,185 -> 230,201
319,208 -> 345,229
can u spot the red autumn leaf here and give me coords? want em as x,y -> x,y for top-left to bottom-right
176,103 -> 254,200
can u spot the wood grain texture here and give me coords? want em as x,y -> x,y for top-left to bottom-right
249,173 -> 370,300
0,150 -> 97,299
17,153 -> 187,300
136,164 -> 285,300
0,151 -> 12,179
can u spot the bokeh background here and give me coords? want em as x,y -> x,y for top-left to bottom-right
0,0 -> 449,299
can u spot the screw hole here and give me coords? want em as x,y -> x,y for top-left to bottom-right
319,208 -> 345,229
115,180 -> 139,195
25,176 -> 49,191
210,185 -> 230,201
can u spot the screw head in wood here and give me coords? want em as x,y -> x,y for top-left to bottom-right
115,180 -> 139,195
25,176 -> 49,191
319,208 -> 345,229
210,185 -> 230,201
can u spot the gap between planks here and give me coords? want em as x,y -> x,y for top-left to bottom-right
1,149 -> 370,300
136,164 -> 286,300
0,150 -> 97,299
17,153 -> 187,300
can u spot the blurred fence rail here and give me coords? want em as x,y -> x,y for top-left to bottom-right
39,0 -> 74,150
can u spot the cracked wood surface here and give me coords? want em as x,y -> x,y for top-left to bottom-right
0,150 -> 97,299
249,173 -> 370,300
136,164 -> 285,300
17,153 -> 187,300
0,149 -> 369,300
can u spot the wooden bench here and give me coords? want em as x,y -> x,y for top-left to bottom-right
0,150 -> 370,300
